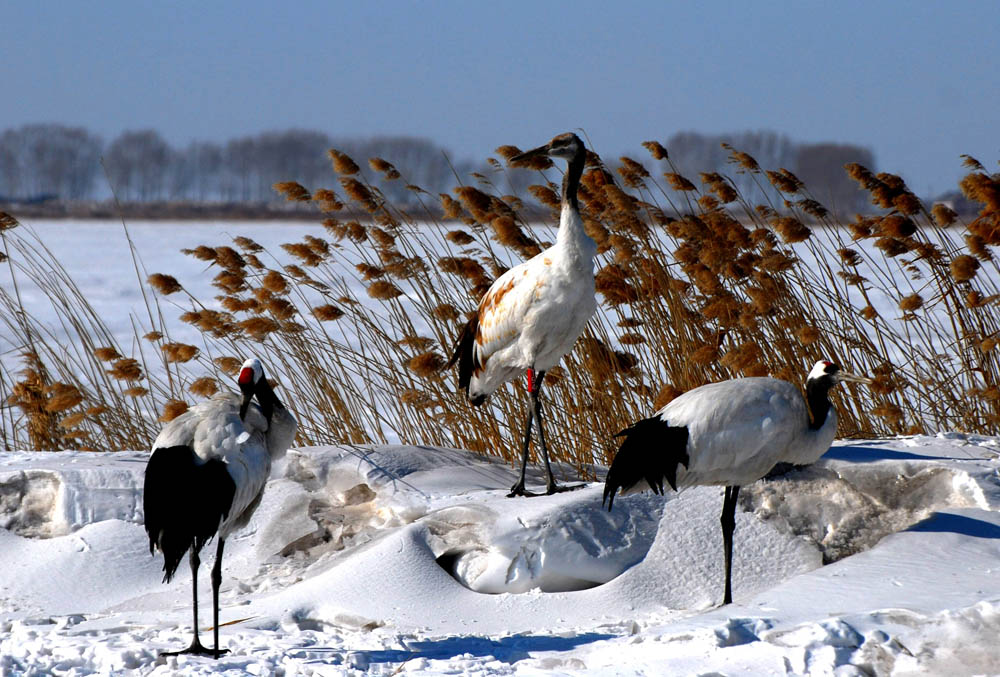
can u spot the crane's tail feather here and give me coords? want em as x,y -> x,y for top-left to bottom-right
603,418 -> 689,511
445,315 -> 486,405
143,445 -> 236,582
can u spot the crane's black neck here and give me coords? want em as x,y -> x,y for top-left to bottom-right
805,376 -> 835,430
562,148 -> 586,213
254,378 -> 282,423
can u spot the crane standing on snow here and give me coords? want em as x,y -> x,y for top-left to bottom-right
603,360 -> 871,605
447,132 -> 597,497
143,357 -> 297,657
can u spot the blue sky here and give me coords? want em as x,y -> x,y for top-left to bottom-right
3,1 -> 997,195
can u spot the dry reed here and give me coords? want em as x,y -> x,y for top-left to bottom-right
2,143 -> 999,475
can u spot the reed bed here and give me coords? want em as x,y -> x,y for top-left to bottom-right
2,143 -> 998,479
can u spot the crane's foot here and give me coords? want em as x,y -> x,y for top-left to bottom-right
161,639 -> 229,659
508,481 -> 587,497
507,481 -> 537,498
545,482 -> 587,495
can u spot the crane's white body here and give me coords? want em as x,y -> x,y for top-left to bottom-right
150,391 -> 296,538
658,376 -> 836,490
605,360 -> 866,605
469,203 -> 597,400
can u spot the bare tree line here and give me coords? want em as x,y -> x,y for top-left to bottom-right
0,125 -> 472,205
0,124 -> 877,213
661,130 -> 876,214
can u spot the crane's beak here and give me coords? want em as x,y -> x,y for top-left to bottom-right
836,371 -> 872,385
509,143 -> 552,165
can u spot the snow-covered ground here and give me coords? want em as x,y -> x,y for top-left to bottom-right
0,220 -> 349,359
2,434 -> 1000,675
4,220 -> 1000,674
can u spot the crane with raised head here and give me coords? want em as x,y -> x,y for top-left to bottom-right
447,132 -> 597,497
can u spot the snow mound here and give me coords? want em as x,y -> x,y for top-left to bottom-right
433,492 -> 663,593
0,452 -> 145,537
744,444 -> 991,562
1,435 -> 1000,674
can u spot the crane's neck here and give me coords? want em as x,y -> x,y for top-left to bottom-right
561,149 -> 585,213
805,379 -> 834,431
555,150 -> 593,259
254,379 -> 281,424
255,379 -> 297,459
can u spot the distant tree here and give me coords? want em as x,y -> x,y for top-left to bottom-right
663,130 -> 797,202
189,142 -> 223,201
794,143 -> 875,215
335,136 -> 459,203
0,133 -> 21,198
105,130 -> 171,201
221,137 -> 255,202
214,131 -> 460,204
63,127 -> 104,199
254,129 -> 332,200
168,141 -> 223,201
0,124 -> 102,200
665,130 -> 733,178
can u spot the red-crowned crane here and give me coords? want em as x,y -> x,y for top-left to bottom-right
143,357 -> 297,657
447,132 -> 597,497
603,360 -> 870,605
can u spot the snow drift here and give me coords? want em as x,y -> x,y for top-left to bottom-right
1,434 -> 1000,675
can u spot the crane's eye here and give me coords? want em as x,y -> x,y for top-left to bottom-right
550,140 -> 574,157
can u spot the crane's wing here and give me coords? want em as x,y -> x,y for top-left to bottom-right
143,444 -> 236,581
661,378 -> 807,481
475,264 -> 540,360
447,259 -> 541,401
604,417 -> 689,510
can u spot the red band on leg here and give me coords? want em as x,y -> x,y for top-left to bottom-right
526,368 -> 534,393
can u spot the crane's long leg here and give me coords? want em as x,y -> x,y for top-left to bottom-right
209,538 -> 230,658
163,548 -> 212,656
533,372 -> 557,493
507,370 -> 537,497
532,372 -> 562,495
721,485 -> 741,605
508,370 -> 585,497
535,373 -> 585,495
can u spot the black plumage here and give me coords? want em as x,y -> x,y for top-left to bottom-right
143,445 -> 236,582
603,418 -> 689,510
445,314 -> 485,406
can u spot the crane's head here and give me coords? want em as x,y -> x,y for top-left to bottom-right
509,132 -> 585,166
807,360 -> 871,388
238,357 -> 265,420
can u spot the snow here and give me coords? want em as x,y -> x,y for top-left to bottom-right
4,220 -> 1000,673
2,435 -> 1000,675
1,220 -> 341,362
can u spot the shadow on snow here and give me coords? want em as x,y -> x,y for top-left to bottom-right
905,511 -> 1000,539
288,632 -> 616,667
823,445 -> 961,463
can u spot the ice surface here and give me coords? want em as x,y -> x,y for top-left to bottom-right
1,434 -> 999,674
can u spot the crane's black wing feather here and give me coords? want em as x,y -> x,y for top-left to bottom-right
143,445 -> 237,582
603,418 -> 689,510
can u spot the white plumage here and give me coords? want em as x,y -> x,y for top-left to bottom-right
466,200 -> 597,398
651,370 -> 836,489
448,132 -> 596,496
604,360 -> 870,604
143,357 -> 296,657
